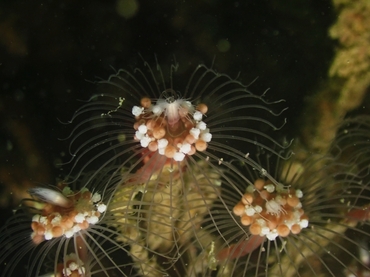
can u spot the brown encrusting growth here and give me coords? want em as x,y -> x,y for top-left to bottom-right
300,0 -> 370,154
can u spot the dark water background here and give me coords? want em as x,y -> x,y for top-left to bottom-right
0,0 -> 334,240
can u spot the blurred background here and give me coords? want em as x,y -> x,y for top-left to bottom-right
1,0 -> 368,228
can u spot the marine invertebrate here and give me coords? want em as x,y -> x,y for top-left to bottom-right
57,58 -> 291,275
1,58 -> 292,276
186,137 -> 370,277
107,159 -> 223,276
132,92 -> 211,161
232,178 -> 308,241
28,184 -> 107,243
63,58 -> 289,184
0,171 -> 138,277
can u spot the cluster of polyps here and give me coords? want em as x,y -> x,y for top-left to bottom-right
30,185 -> 107,244
132,92 -> 212,161
233,178 -> 309,241
56,253 -> 86,277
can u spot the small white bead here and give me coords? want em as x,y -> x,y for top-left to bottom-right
138,124 -> 147,134
264,184 -> 275,193
63,268 -> 72,276
157,138 -> 168,149
140,136 -> 151,147
69,262 -> 78,271
44,231 -> 53,240
300,219 -> 309,228
193,111 -> 203,121
51,214 -> 62,225
65,229 -> 74,238
197,121 -> 207,130
256,218 -> 267,227
91,192 -> 101,202
152,105 -> 163,115
245,207 -> 256,216
73,225 -> 81,233
201,132 -> 212,142
135,131 -> 144,140
97,203 -> 107,213
179,143 -> 191,154
32,214 -> 40,222
132,106 -> 143,116
87,216 -> 99,224
254,205 -> 263,213
75,213 -> 85,223
173,152 -> 185,161
266,230 -> 279,241
261,226 -> 270,235
190,128 -> 200,139
39,216 -> 48,224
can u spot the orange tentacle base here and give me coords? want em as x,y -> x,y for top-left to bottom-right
217,235 -> 266,261
346,204 -> 370,222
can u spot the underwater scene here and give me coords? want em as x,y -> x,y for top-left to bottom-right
1,0 -> 370,276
